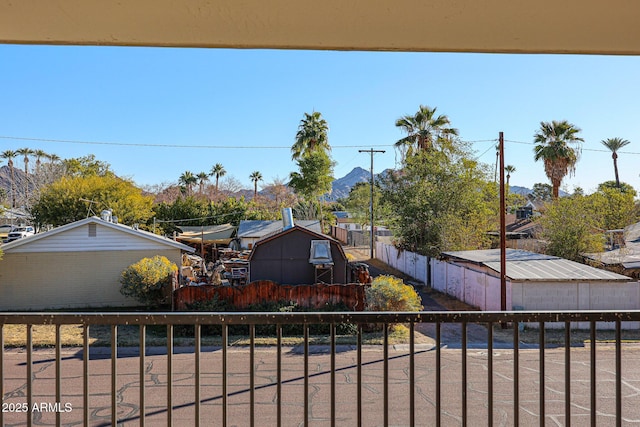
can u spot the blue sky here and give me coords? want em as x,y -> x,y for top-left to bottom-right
1,44 -> 639,194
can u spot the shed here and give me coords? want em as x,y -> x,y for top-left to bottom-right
0,216 -> 194,310
237,219 -> 321,249
247,225 -> 348,285
584,222 -> 640,279
433,249 -> 638,328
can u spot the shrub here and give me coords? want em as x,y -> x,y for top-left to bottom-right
365,275 -> 423,312
119,256 -> 177,307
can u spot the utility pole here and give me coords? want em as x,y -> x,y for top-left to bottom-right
359,148 -> 385,259
499,132 -> 507,312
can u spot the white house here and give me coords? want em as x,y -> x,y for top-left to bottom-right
434,249 -> 639,329
0,216 -> 194,310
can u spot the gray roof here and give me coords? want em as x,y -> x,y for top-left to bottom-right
443,249 -> 631,282
237,220 -> 321,238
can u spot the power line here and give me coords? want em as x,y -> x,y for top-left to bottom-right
505,139 -> 640,155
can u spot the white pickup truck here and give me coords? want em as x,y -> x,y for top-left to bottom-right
5,226 -> 35,243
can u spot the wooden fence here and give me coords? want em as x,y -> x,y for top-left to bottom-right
174,280 -> 368,311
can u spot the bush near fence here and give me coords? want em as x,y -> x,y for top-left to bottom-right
173,280 -> 368,311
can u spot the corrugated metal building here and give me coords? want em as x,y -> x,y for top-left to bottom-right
248,225 -> 348,285
434,249 -> 638,328
0,216 -> 194,310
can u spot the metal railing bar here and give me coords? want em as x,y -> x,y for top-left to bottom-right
539,322 -> 545,427
436,322 -> 441,427
357,324 -> 362,427
304,325 -> 309,427
277,325 -> 282,427
140,324 -> 146,427
590,320 -> 596,427
222,324 -> 227,427
565,321 -> 571,427
488,322 -> 493,427
194,324 -> 200,427
167,324 -> 173,427
384,323 -> 389,427
83,324 -> 89,427
410,321 -> 415,427
56,324 -> 61,427
514,320 -> 519,427
111,325 -> 118,427
2,310 -> 640,326
250,324 -> 255,427
616,319 -> 621,427
27,324 -> 32,427
330,323 -> 336,427
462,322 -> 467,427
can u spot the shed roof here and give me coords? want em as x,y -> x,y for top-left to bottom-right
1,216 -> 194,253
248,224 -> 346,261
237,220 -> 321,238
442,249 -> 631,282
176,223 -> 236,244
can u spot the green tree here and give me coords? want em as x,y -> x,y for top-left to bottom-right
590,186 -> 638,231
394,104 -> 458,160
533,120 -> 584,199
30,174 -> 154,227
210,163 -> 226,193
119,256 -> 177,307
381,142 -> 497,256
343,181 -> 385,230
537,195 -> 604,261
289,150 -> 335,202
178,171 -> 197,196
597,180 -> 636,196
249,171 -> 263,199
1,150 -> 17,207
291,111 -> 330,160
63,154 -> 113,177
529,183 -> 553,202
600,138 -> 631,188
365,275 -> 423,311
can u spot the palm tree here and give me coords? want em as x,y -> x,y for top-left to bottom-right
600,137 -> 631,188
196,172 -> 210,195
33,149 -> 48,175
291,111 -> 330,160
1,150 -> 17,207
533,120 -> 584,200
395,105 -> 459,159
249,171 -> 263,200
16,147 -> 33,175
504,165 -> 516,186
210,163 -> 226,193
178,171 -> 197,196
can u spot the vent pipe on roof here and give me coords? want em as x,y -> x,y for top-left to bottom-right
282,207 -> 294,230
100,209 -> 112,222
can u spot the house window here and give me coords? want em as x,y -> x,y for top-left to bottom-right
88,223 -> 97,237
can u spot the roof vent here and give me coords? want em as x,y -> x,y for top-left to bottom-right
282,207 -> 294,230
100,209 -> 112,222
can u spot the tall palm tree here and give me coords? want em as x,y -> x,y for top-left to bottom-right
16,147 -> 33,175
533,120 -> 584,200
504,165 -> 516,186
210,163 -> 226,193
33,149 -> 48,175
600,137 -> 631,188
1,150 -> 17,207
196,172 -> 210,195
178,171 -> 197,196
249,171 -> 263,200
395,105 -> 459,159
291,111 -> 330,160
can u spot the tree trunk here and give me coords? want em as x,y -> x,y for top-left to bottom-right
613,152 -> 620,188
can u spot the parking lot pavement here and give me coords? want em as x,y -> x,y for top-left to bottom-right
3,344 -> 640,426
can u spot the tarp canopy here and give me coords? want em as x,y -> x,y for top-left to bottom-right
176,224 -> 236,245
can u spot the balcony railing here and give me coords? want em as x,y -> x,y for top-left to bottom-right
1,310 -> 639,426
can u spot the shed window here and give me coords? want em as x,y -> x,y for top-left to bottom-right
88,223 -> 97,237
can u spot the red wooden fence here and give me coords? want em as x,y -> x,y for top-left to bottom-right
174,280 -> 368,311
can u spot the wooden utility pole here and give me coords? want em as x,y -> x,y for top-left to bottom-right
499,132 -> 507,312
359,148 -> 385,259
